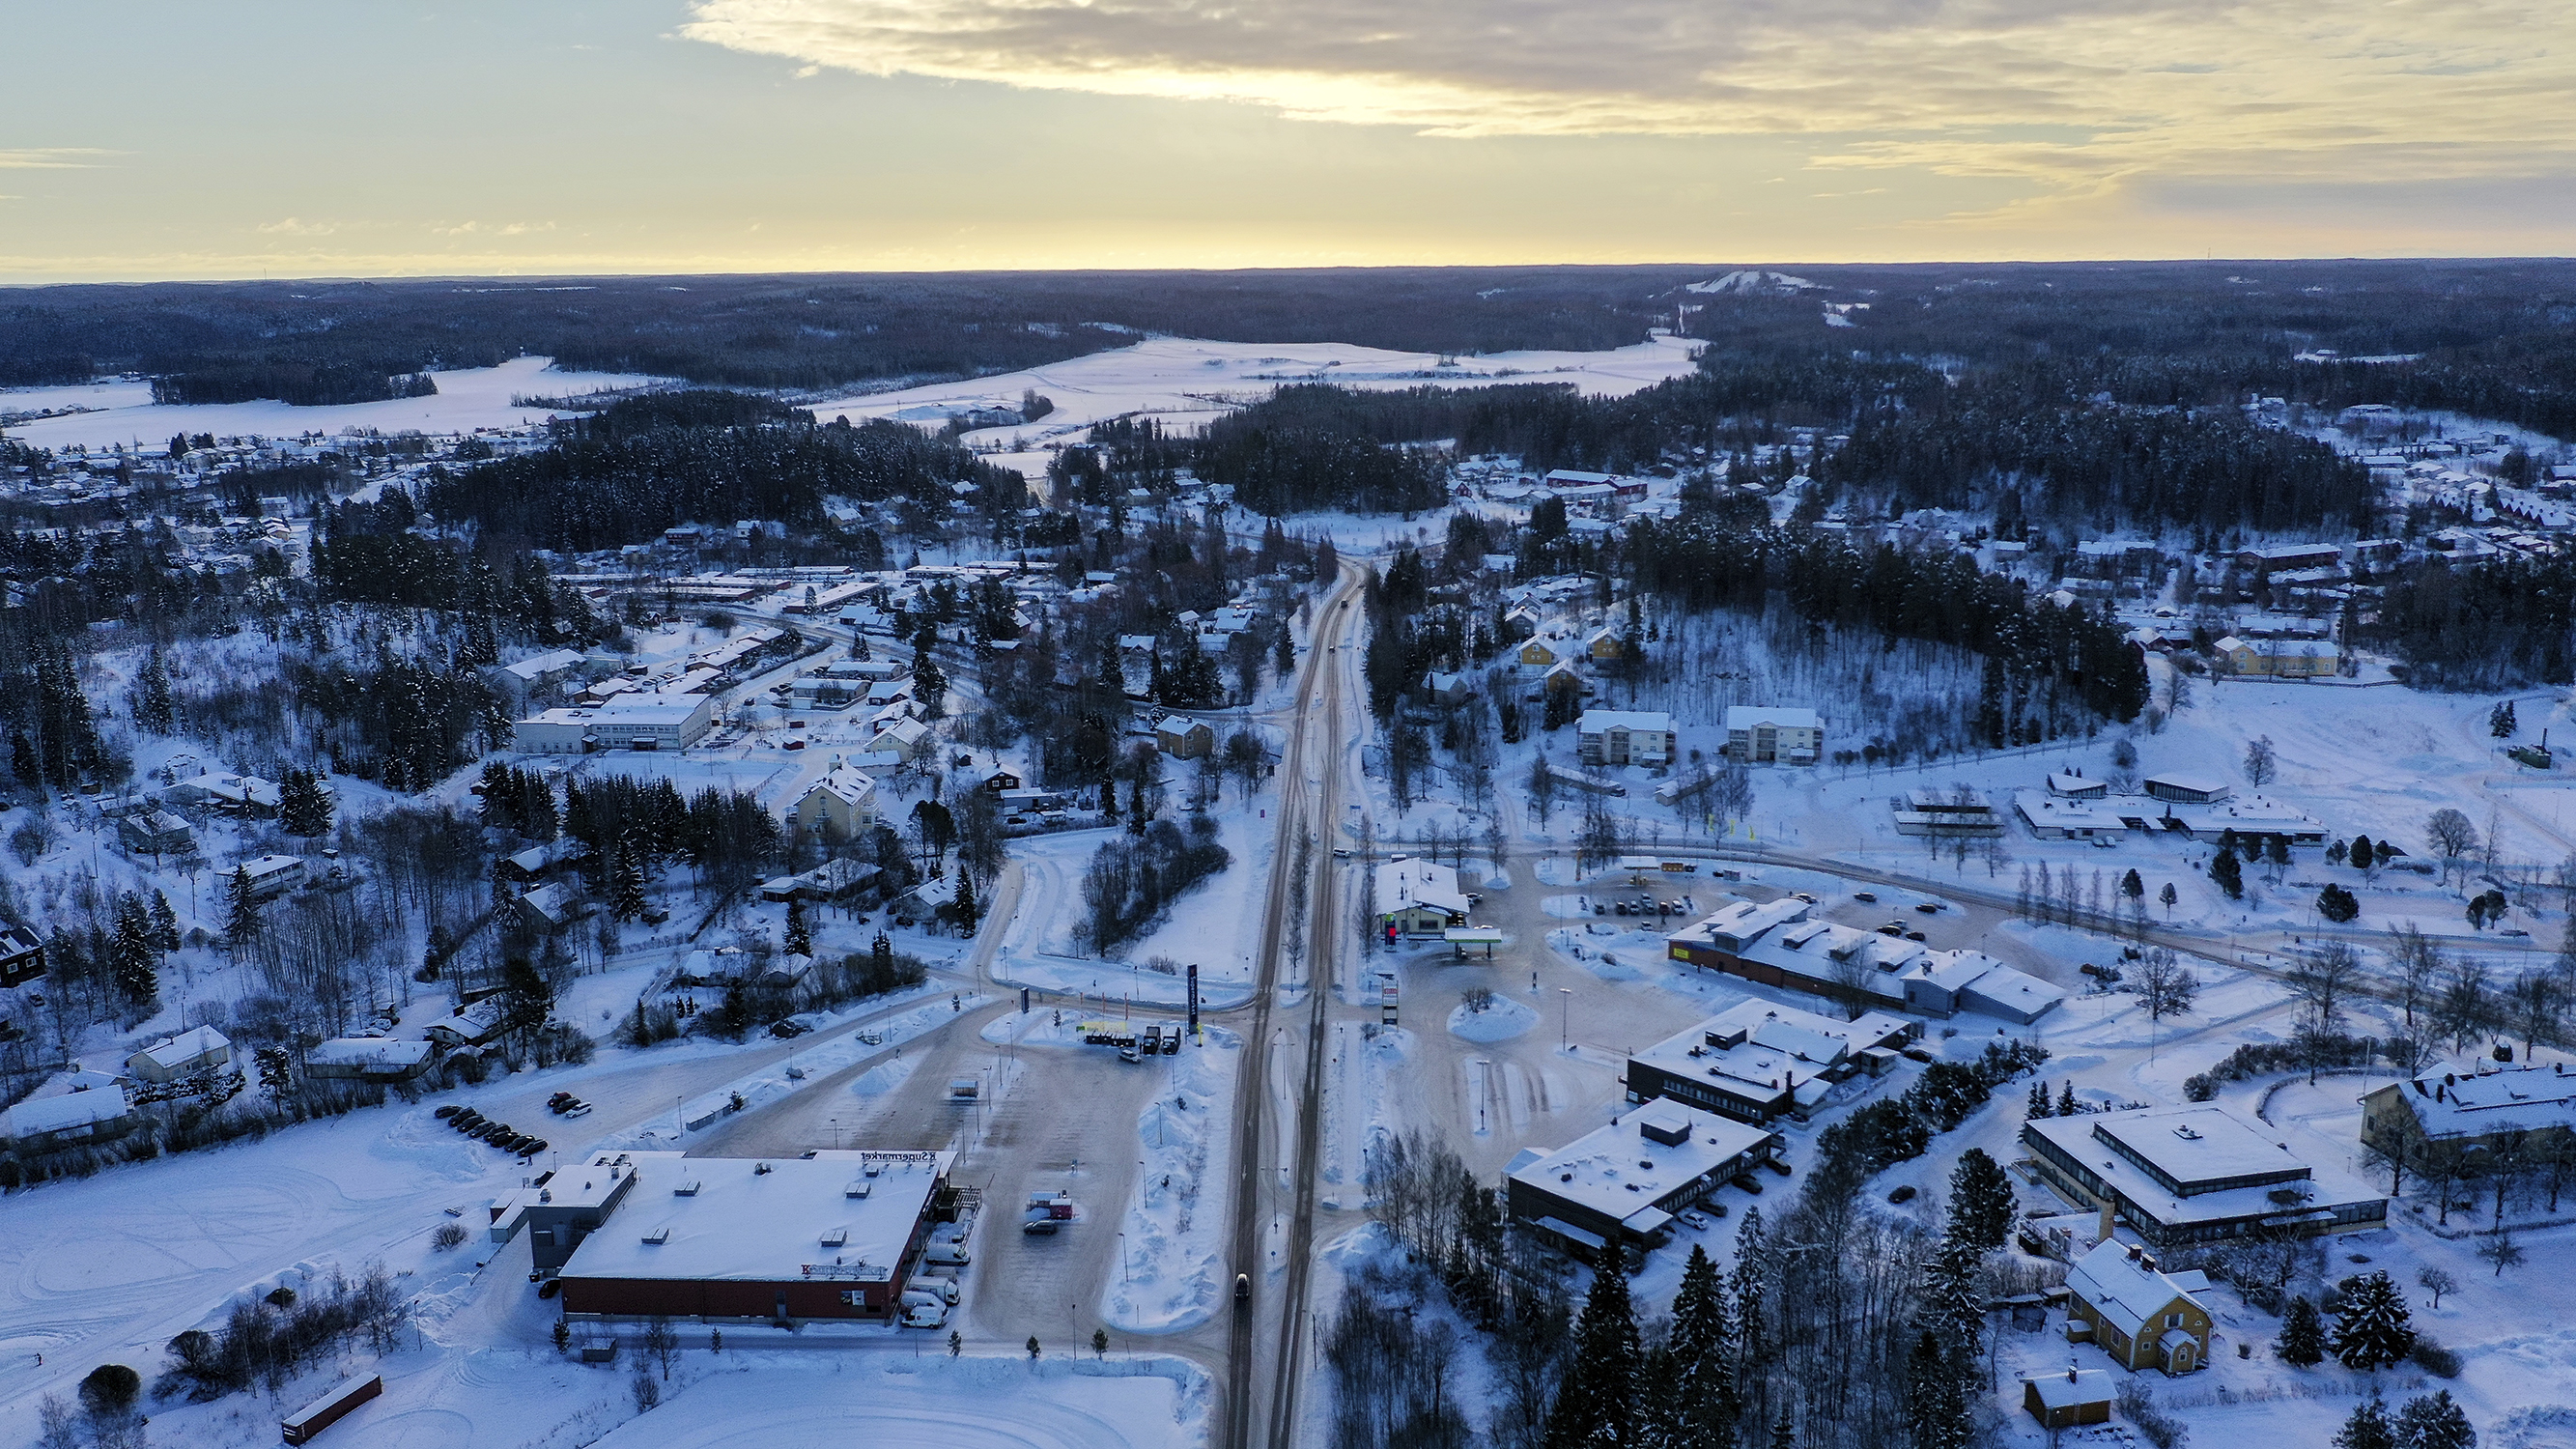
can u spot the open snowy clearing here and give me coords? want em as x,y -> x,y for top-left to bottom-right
800,335 -> 1704,476
0,355 -> 671,450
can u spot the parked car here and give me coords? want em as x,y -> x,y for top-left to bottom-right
1852,892 -> 1877,903
1023,1218 -> 1062,1236
1914,902 -> 1941,914
538,1278 -> 562,1299
1679,1210 -> 1710,1231
1731,1174 -> 1764,1195
435,1104 -> 461,1120
1887,1185 -> 1918,1205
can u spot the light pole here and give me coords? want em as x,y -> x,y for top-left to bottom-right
1476,1059 -> 1491,1135
1119,1231 -> 1129,1282
1559,988 -> 1572,1051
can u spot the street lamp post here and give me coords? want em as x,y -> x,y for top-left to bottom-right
1476,1059 -> 1491,1134
1559,988 -> 1572,1051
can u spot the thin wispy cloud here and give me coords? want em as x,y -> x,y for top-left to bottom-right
679,0 -> 2576,191
0,148 -> 117,169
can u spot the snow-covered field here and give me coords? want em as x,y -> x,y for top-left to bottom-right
0,355 -> 671,450
802,335 -> 1704,478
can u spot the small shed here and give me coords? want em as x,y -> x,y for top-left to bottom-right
2023,1367 -> 2112,1429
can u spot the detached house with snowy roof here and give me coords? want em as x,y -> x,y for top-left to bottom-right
789,762 -> 880,841
127,1025 -> 232,1084
2064,1239 -> 2213,1376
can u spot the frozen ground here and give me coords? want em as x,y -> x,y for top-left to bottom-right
802,335 -> 1704,478
0,356 -> 670,450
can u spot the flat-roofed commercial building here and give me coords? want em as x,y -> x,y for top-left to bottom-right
556,1150 -> 956,1322
1506,1103 -> 1777,1260
2023,1104 -> 2384,1246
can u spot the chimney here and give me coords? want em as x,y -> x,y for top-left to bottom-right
2128,1243 -> 2142,1263
2067,1362 -> 2080,1383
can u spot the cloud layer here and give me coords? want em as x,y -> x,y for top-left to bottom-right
680,0 -> 2576,192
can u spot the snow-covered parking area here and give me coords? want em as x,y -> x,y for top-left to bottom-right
586,1356 -> 1203,1449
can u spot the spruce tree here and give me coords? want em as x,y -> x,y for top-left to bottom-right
2335,1387 -> 2396,1449
225,867 -> 262,949
110,895 -> 160,1010
871,929 -> 895,983
952,869 -> 979,935
279,769 -> 332,837
1666,1245 -> 1740,1446
2329,1271 -> 2417,1371
2026,1078 -> 2052,1120
783,898 -> 811,956
1544,1248 -> 1641,1448
10,730 -> 40,797
151,890 -> 182,952
1906,1329 -> 1972,1449
611,845 -> 649,923
1948,1148 -> 2018,1251
2211,845 -> 2244,899
133,650 -> 175,734
2058,1080 -> 2079,1116
2278,1294 -> 2326,1366
1731,1205 -> 1770,1402
2393,1390 -> 2475,1449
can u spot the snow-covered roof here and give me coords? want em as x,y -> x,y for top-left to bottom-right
1724,705 -> 1820,731
1578,709 -> 1674,734
2065,1239 -> 2208,1339
1508,1102 -> 1773,1224
3,1085 -> 130,1139
1672,896 -> 1812,952
2392,1061 -> 2576,1139
131,1025 -> 230,1072
499,648 -> 586,683
799,764 -> 877,809
2025,1369 -> 2111,1411
307,1037 -> 435,1069
558,1150 -> 953,1284
1375,856 -> 1469,920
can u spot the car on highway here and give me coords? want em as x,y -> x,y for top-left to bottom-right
1234,1273 -> 1252,1303
1852,891 -> 1877,903
1915,901 -> 1942,914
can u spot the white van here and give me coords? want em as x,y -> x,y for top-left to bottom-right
906,1278 -> 961,1307
924,1240 -> 971,1267
901,1299 -> 949,1328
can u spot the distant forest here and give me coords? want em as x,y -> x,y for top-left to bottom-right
420,390 -> 1023,553
12,260 -> 2573,433
0,267 -> 1700,399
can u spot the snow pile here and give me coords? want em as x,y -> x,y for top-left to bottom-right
1448,994 -> 1537,1043
1102,1035 -> 1241,1333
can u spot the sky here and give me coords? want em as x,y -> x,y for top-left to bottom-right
2,0 -> 2571,283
